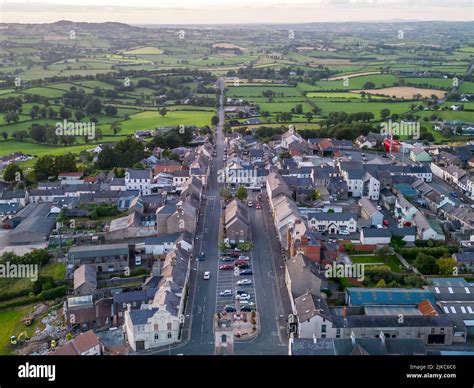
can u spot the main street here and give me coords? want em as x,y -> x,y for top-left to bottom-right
146,78 -> 289,355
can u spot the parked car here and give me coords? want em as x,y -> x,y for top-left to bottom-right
219,290 -> 233,297
237,279 -> 252,286
383,219 -> 389,226
238,255 -> 250,261
247,201 -> 253,207
228,252 -> 241,258
239,300 -> 255,306
236,293 -> 250,300
339,230 -> 350,236
376,224 -> 383,229
223,305 -> 236,313
451,191 -> 459,198
403,221 -> 412,227
256,203 -> 262,209
239,269 -> 253,276
240,305 -> 255,312
220,256 -> 234,262
236,289 -> 248,295
237,263 -> 250,269
219,264 -> 234,270
234,260 -> 248,266
203,271 -> 211,280
197,252 -> 205,261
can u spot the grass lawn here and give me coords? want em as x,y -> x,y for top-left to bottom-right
0,305 -> 48,355
118,110 -> 214,133
39,262 -> 66,281
350,254 -> 404,273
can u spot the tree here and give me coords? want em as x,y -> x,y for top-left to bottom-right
85,98 -> 103,116
437,257 -> 457,276
159,107 -> 167,117
1,131 -> 7,140
111,121 -> 122,135
294,104 -> 303,114
363,81 -> 375,89
236,186 -> 248,201
3,163 -> 22,182
375,279 -> 386,288
211,115 -> 219,126
104,105 -> 118,116
380,108 -> 391,120
305,112 -> 313,122
75,110 -> 85,122
414,252 -> 438,275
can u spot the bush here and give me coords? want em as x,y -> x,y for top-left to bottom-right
38,285 -> 68,301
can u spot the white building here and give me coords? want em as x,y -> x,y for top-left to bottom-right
125,169 -> 152,196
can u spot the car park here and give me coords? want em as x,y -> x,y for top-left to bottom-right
203,271 -> 211,280
239,269 -> 253,275
219,264 -> 234,270
237,279 -> 252,286
219,290 -> 233,297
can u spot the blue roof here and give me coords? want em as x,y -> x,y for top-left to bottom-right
346,288 -> 435,306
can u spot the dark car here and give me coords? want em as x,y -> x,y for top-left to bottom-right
223,305 -> 236,313
228,252 -> 241,258
240,306 -> 255,312
219,264 -> 234,271
236,289 -> 248,295
220,256 -> 234,262
197,252 -> 205,261
239,269 -> 253,276
237,263 -> 250,269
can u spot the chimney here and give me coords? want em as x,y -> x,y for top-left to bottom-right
350,331 -> 356,346
379,331 -> 386,345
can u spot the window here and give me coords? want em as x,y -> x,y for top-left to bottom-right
154,334 -> 159,340
167,322 -> 172,330
167,332 -> 172,339
321,324 -> 326,333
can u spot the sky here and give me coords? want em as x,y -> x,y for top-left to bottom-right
0,0 -> 473,24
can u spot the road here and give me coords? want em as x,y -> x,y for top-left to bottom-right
144,78 -> 289,355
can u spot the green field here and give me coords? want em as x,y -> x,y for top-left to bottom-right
315,74 -> 400,90
402,77 -> 453,89
123,46 -> 164,55
308,99 -> 413,118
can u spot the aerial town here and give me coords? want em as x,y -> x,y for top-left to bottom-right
0,2 -> 473,364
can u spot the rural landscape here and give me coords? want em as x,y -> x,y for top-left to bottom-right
0,1 -> 474,381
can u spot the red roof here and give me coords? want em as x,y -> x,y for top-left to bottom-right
59,172 -> 83,177
84,176 -> 97,183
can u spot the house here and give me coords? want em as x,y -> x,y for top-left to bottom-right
172,170 -> 190,189
288,222 -> 321,263
58,172 -> 84,185
68,243 -> 130,272
266,172 -> 292,209
306,212 -> 357,234
51,330 -> 103,355
359,197 -> 383,226
413,211 -> 445,241
73,265 -> 97,296
224,199 -> 250,243
113,287 -> 158,325
360,228 -> 391,245
110,177 -> 126,191
428,283 -> 474,341
144,232 -> 193,256
327,177 -> 348,200
453,252 -> 474,272
64,295 -> 113,331
281,127 -> 304,149
410,147 -> 432,162
8,202 -> 57,245
395,194 -> 417,222
285,253 -> 326,308
272,195 -> 301,249
125,169 -> 152,196
289,335 -> 427,355
0,189 -> 28,206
